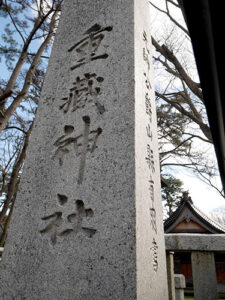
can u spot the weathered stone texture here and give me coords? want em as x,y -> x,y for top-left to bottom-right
191,252 -> 218,300
165,233 -> 225,251
0,1 -> 168,299
174,274 -> 185,300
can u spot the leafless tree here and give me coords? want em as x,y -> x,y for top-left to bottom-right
0,0 -> 62,239
150,0 -> 224,197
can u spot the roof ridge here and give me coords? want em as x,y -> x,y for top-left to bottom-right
191,202 -> 225,232
164,198 -> 225,233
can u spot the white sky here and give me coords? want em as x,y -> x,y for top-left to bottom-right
176,169 -> 225,214
150,0 -> 225,215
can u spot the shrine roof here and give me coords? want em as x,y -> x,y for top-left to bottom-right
164,197 -> 225,233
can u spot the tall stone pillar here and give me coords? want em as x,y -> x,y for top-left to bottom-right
0,1 -> 168,299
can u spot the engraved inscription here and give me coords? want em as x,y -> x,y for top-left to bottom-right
58,193 -> 68,205
144,72 -> 152,90
151,238 -> 158,272
150,208 -> 157,232
52,116 -> 102,183
145,144 -> 155,173
146,124 -> 153,140
145,92 -> 152,122
40,195 -> 96,245
143,31 -> 150,71
143,29 -> 157,238
60,73 -> 105,114
149,176 -> 157,233
52,125 -> 81,166
68,23 -> 113,70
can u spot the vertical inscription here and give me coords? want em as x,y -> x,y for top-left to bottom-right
143,31 -> 151,72
145,144 -> 155,173
145,92 -> 152,123
142,30 -> 158,270
149,176 -> 157,234
150,238 -> 158,272
41,24 -> 112,245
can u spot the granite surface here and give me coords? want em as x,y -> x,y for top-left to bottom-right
0,1 -> 168,299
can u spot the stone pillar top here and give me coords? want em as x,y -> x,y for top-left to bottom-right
174,274 -> 186,289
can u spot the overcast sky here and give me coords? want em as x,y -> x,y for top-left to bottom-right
150,0 -> 225,215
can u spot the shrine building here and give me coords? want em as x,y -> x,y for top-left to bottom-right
164,193 -> 225,293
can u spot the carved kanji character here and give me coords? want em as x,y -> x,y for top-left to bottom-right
52,117 -> 102,184
150,238 -> 158,272
143,31 -> 151,71
145,92 -> 152,122
146,123 -> 153,140
144,72 -> 152,90
150,208 -> 157,234
40,194 -> 96,245
145,144 -> 155,173
68,23 -> 112,70
60,73 -> 105,114
52,125 -> 81,166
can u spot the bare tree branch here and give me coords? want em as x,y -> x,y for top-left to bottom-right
156,90 -> 212,141
149,0 -> 189,35
0,122 -> 33,224
0,6 -> 60,133
0,3 -> 59,116
160,136 -> 192,156
152,36 -> 203,101
5,0 -> 26,43
4,126 -> 27,134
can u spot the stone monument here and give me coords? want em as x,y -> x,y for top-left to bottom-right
0,0 -> 168,299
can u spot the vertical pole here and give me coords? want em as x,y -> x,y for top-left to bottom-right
166,251 -> 175,300
174,274 -> 185,300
